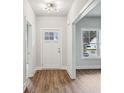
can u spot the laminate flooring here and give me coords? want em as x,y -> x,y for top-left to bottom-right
24,69 -> 101,93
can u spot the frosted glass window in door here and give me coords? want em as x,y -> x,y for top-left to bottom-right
54,32 -> 59,40
45,32 -> 49,40
44,32 -> 59,41
49,32 -> 54,40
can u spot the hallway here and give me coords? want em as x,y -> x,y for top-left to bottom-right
23,0 -> 101,93
24,70 -> 101,93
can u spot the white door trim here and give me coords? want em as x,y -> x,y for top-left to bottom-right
72,0 -> 100,24
40,28 -> 63,69
24,17 -> 33,79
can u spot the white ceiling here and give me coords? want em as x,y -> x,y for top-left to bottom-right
28,0 -> 74,16
86,3 -> 101,17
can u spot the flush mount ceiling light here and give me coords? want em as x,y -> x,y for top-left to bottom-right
42,1 -> 59,12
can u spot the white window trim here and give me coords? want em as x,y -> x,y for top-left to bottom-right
81,28 -> 101,59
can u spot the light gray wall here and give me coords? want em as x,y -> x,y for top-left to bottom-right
36,16 -> 67,67
76,16 -> 101,68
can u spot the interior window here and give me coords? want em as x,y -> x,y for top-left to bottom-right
81,30 -> 100,58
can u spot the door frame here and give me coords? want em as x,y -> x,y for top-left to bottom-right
24,17 -> 32,79
40,28 -> 63,69
26,21 -> 32,77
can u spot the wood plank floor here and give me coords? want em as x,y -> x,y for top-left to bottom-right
24,69 -> 101,93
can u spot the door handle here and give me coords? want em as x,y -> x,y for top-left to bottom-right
58,48 -> 61,53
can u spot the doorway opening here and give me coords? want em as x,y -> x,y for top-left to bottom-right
72,0 -> 101,78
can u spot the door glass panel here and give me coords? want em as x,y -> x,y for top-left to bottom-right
45,32 -> 49,40
54,32 -> 58,40
50,32 -> 54,40
44,32 -> 59,41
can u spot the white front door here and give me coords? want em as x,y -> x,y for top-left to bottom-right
42,29 -> 62,68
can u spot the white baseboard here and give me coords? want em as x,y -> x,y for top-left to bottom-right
66,67 -> 76,79
34,67 -> 43,70
29,69 -> 37,78
67,70 -> 76,79
76,65 -> 101,69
